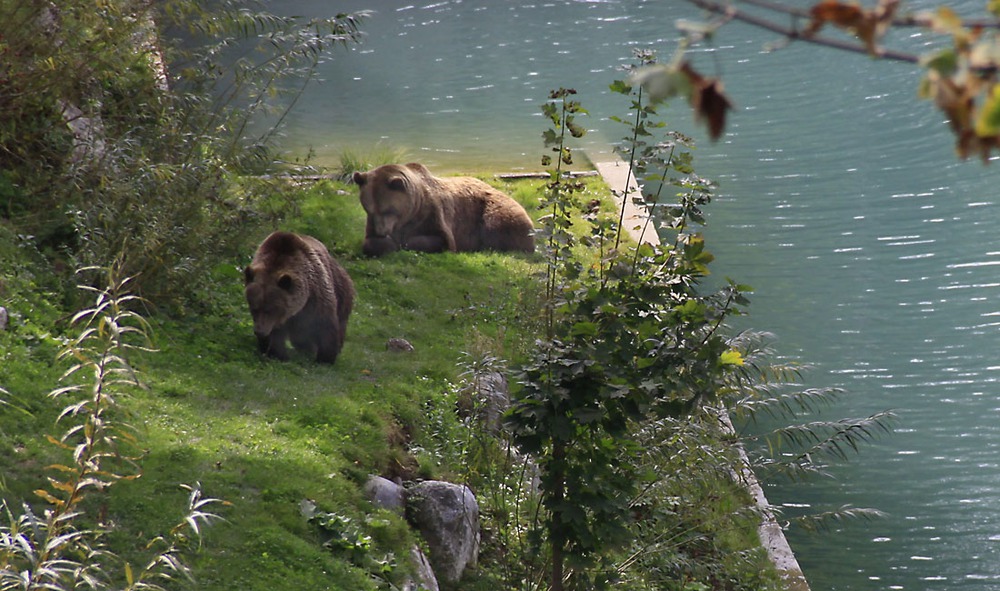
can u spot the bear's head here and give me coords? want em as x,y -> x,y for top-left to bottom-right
353,163 -> 425,238
244,256 -> 310,338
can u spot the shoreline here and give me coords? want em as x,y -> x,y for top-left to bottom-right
590,156 -> 811,591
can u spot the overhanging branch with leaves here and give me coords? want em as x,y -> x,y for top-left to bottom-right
657,0 -> 1000,161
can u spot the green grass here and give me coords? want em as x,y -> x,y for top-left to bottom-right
119,178 -> 559,589
0,175 -> 779,590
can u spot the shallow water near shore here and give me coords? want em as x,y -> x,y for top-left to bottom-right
275,1 -> 1000,589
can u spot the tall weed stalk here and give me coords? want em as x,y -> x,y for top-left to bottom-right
0,265 -> 224,590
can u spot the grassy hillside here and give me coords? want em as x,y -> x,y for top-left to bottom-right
0,175 -> 778,590
0,176 -> 551,589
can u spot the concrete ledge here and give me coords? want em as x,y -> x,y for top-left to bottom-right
592,156 -> 811,591
593,159 -> 660,247
724,415 -> 811,591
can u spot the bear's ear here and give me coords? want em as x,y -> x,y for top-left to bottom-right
352,171 -> 367,186
277,274 -> 295,292
243,266 -> 255,285
404,162 -> 430,176
388,176 -> 406,192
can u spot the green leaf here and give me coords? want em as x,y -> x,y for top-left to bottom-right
676,299 -> 706,320
919,49 -> 957,76
571,321 -> 599,337
573,406 -> 604,424
976,83 -> 1000,136
719,350 -> 744,366
609,79 -> 631,95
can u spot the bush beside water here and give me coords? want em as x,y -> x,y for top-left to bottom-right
0,3 -> 892,588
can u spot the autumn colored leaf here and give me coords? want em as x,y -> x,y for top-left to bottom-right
681,63 -> 733,142
719,350 -> 744,366
805,0 -> 866,35
695,79 -> 733,141
804,0 -> 899,56
630,62 -> 733,141
925,6 -> 963,35
969,35 -> 1000,72
956,131 -> 1000,163
925,71 -> 974,134
923,72 -> 1000,162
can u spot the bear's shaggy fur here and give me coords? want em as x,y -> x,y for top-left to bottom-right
352,162 -> 535,257
244,231 -> 355,363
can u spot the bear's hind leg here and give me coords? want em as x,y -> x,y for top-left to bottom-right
313,322 -> 343,364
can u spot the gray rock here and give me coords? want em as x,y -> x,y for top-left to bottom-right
402,544 -> 439,591
363,475 -> 406,514
405,481 -> 480,584
472,371 -> 509,434
0,306 -> 7,331
387,337 -> 415,352
58,100 -> 106,164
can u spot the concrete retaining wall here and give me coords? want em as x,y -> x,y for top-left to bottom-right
589,157 -> 811,591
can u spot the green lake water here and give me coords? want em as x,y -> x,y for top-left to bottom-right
273,1 -> 1000,588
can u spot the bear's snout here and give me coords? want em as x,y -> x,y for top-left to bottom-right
372,220 -> 396,237
252,318 -> 275,338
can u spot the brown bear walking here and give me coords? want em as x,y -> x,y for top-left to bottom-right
353,162 -> 535,257
244,231 -> 355,364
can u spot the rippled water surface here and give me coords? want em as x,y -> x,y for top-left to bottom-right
277,1 -> 1000,589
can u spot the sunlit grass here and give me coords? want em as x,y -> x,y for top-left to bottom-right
115,177 -> 547,589
0,175 -> 780,590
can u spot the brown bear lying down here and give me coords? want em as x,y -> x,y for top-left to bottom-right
244,231 -> 355,363
353,162 -> 535,257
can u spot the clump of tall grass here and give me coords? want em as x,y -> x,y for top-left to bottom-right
336,144 -> 412,181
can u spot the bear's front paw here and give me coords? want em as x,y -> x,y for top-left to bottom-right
403,235 -> 448,253
363,235 -> 398,257
257,333 -> 289,361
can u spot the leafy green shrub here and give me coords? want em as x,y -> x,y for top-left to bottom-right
303,503 -> 414,589
0,0 -> 369,307
500,59 -> 894,590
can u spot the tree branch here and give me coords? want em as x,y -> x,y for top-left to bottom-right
736,0 -> 1000,28
684,0 -> 921,63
